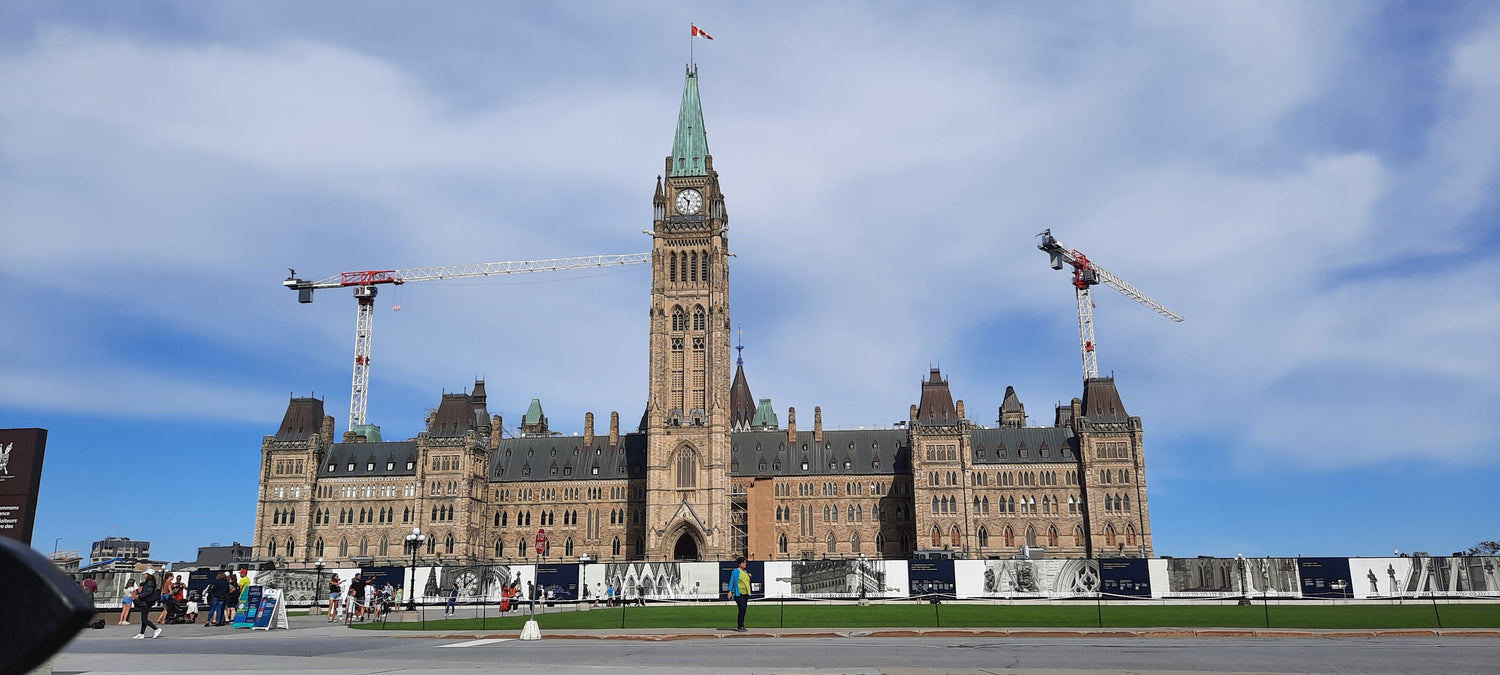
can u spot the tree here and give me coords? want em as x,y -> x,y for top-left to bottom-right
1466,541 -> 1500,555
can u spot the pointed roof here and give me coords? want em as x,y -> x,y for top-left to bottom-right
752,398 -> 778,429
730,361 -> 755,429
275,396 -> 324,441
1081,377 -> 1129,423
1001,386 -> 1024,412
916,368 -> 958,426
670,66 -> 710,177
523,398 -> 545,425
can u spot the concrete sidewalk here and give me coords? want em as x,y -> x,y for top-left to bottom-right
374,625 -> 1500,641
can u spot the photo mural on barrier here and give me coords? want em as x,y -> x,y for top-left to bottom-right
791,558 -> 895,598
252,569 -> 322,605
1245,558 -> 1300,596
1297,557 -> 1354,599
957,559 -> 1100,598
1399,555 -> 1500,596
1158,557 -> 1247,597
1100,559 -> 1152,597
581,562 -> 719,600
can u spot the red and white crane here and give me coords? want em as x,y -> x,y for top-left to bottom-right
283,253 -> 650,432
1036,230 -> 1182,380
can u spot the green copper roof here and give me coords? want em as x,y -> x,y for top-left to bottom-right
670,66 -> 710,177
351,424 -> 382,443
752,397 -> 778,429
523,398 -> 545,425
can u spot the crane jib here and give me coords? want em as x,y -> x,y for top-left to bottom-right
339,270 -> 401,286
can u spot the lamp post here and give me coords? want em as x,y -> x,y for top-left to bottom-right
404,527 -> 426,611
314,557 -> 325,608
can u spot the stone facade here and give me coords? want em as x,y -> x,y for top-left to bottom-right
253,67 -> 1155,568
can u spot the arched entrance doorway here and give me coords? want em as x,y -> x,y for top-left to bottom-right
672,531 -> 700,561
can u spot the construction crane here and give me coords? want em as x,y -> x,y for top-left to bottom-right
1036,230 -> 1182,380
283,253 -> 651,433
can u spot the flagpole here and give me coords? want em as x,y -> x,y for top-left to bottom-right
690,22 -> 694,70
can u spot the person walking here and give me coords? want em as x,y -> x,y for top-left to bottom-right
728,557 -> 751,632
327,574 -> 342,622
132,570 -> 162,639
118,579 -> 136,625
205,573 -> 228,626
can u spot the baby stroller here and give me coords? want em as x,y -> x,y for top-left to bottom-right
162,595 -> 192,624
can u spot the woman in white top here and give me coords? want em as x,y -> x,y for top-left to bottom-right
118,580 -> 136,625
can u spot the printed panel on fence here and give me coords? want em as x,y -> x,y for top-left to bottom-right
536,564 -> 580,601
955,559 -> 1101,598
406,564 -> 534,603
1100,559 -> 1151,597
1297,558 -> 1354,598
581,561 -> 720,601
907,559 -> 954,598
1349,556 -> 1500,598
717,560 -> 765,598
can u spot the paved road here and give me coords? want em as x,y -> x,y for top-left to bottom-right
55,618 -> 1500,674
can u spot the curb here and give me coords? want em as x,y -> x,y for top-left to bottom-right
385,627 -> 1500,641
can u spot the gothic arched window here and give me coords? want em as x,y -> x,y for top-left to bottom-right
565,537 -> 574,556
778,533 -> 788,555
444,533 -> 455,554
1003,526 -> 1014,548
876,532 -> 886,553
339,538 -> 349,558
851,532 -> 861,552
690,250 -> 699,282
692,305 -> 705,331
1047,526 -> 1059,548
672,306 -> 686,332
612,537 -> 622,556
495,539 -> 504,556
315,538 -> 325,557
267,538 -> 278,558
1105,523 -> 1117,547
931,526 -> 942,548
950,525 -> 961,547
826,532 -> 836,553
670,252 -> 678,282
676,447 -> 697,488
977,526 -> 988,548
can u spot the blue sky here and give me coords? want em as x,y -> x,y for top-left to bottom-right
2,1 -> 1497,564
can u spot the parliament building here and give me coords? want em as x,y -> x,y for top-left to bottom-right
253,68 -> 1155,568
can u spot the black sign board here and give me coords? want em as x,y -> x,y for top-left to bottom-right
0,429 -> 48,545
718,560 -> 765,597
908,559 -> 957,597
1298,557 -> 1354,599
1100,558 -> 1152,597
536,563 -> 579,600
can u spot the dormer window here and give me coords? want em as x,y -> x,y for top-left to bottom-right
801,461 -> 809,471
522,467 -> 531,477
406,461 -> 415,470
347,463 -> 355,472
327,463 -> 335,472
591,466 -> 599,475
367,462 -> 375,471
386,461 -> 395,470
563,466 -> 572,476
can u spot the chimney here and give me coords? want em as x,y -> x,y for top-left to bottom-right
584,412 -> 595,447
909,404 -> 918,422
489,414 -> 502,450
609,411 -> 620,447
814,406 -> 823,443
321,415 -> 335,443
788,407 -> 798,443
956,399 -> 965,420
426,411 -> 438,432
342,430 -> 362,444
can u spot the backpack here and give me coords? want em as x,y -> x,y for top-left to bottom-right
90,619 -> 106,630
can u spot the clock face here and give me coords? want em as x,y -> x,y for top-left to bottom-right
675,189 -> 703,215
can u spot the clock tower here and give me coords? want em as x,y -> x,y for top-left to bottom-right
645,66 -> 733,560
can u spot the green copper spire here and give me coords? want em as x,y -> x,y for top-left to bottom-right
670,66 -> 710,177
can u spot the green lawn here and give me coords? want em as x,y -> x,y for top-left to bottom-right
350,602 -> 1500,631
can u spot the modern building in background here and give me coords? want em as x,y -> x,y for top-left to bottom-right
254,68 -> 1155,568
90,536 -> 150,563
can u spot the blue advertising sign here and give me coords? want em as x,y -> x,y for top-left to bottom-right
253,592 -> 278,629
1100,558 -> 1151,598
232,584 -> 262,628
1298,557 -> 1354,599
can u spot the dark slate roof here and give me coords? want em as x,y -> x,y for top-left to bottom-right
1054,404 -> 1074,428
490,433 -> 647,482
916,368 -> 958,426
729,360 -> 755,429
970,427 -> 1077,464
319,441 -> 420,478
276,397 -> 324,441
1000,386 -> 1024,413
729,429 -> 910,477
431,392 -> 488,437
1081,377 -> 1129,423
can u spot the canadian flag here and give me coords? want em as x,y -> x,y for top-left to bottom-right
691,24 -> 714,40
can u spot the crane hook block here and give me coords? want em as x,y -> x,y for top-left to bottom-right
298,288 -> 314,304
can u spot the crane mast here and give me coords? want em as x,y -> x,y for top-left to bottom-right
1036,230 -> 1182,380
284,252 -> 651,433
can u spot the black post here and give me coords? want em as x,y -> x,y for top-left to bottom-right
780,598 -> 784,628
1430,589 -> 1442,629
1262,573 -> 1270,629
934,594 -> 941,628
